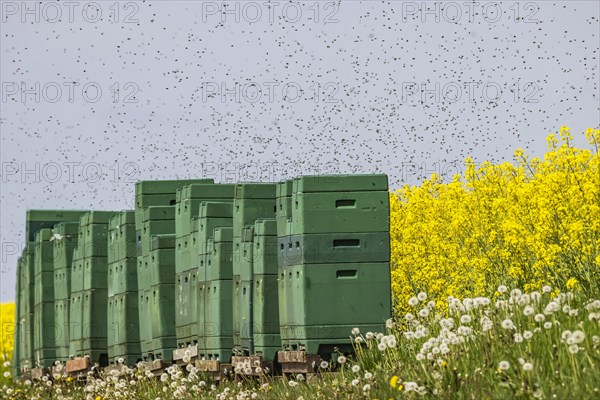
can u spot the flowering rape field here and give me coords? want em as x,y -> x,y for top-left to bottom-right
1,127 -> 599,399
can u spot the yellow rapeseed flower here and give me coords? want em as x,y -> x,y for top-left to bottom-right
390,128 -> 600,315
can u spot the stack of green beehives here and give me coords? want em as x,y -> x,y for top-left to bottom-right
147,234 -> 176,360
231,183 -> 277,357
107,211 -> 140,365
244,219 -> 280,361
135,179 -> 212,361
52,222 -> 80,363
198,203 -> 234,362
174,184 -> 234,350
22,210 -> 86,370
33,228 -> 57,368
17,245 -> 35,371
69,211 -> 116,365
277,175 -> 392,357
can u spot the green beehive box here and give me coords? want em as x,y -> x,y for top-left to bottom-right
197,281 -> 207,349
175,235 -> 192,274
138,289 -> 152,358
189,217 -> 202,272
149,284 -> 176,361
33,301 -> 56,367
252,274 -> 281,361
69,293 -> 83,355
19,314 -> 35,370
231,275 -> 249,350
26,209 -> 88,242
238,225 -> 254,281
108,292 -> 141,361
135,179 -> 215,197
291,191 -> 389,234
175,269 -> 201,347
70,256 -> 84,293
79,225 -> 110,258
282,262 -> 391,354
54,268 -> 70,300
197,201 -> 234,257
175,183 -> 235,238
279,232 -> 390,267
108,211 -> 136,263
202,279 -> 234,362
175,272 -> 191,344
34,271 -> 55,304
80,288 -> 109,362
148,235 -> 176,286
108,258 -> 138,297
232,183 -> 277,237
238,279 -> 254,354
276,180 -> 293,237
139,207 -> 175,257
82,257 -> 109,290
206,228 -> 234,281
293,174 -> 388,193
33,229 -> 54,275
253,219 -> 278,275
54,299 -> 70,361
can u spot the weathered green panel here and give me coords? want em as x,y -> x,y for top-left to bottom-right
293,174 -> 388,193
291,191 -> 389,234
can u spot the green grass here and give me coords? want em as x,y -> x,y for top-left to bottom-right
3,286 -> 600,399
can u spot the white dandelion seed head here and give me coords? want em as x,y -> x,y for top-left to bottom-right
498,361 -> 510,371
544,321 -> 553,329
364,372 -> 373,380
522,362 -> 533,371
419,308 -> 430,318
337,356 -> 347,364
362,383 -> 371,391
351,379 -> 359,386
568,344 -> 579,354
408,297 -> 419,307
460,315 -> 472,324
523,306 -> 535,316
501,319 -> 514,330
351,327 -> 360,335
534,313 -> 545,322
351,365 -> 360,373
523,331 -> 533,340
498,285 -> 508,294
377,342 -> 387,351
417,292 -> 427,301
